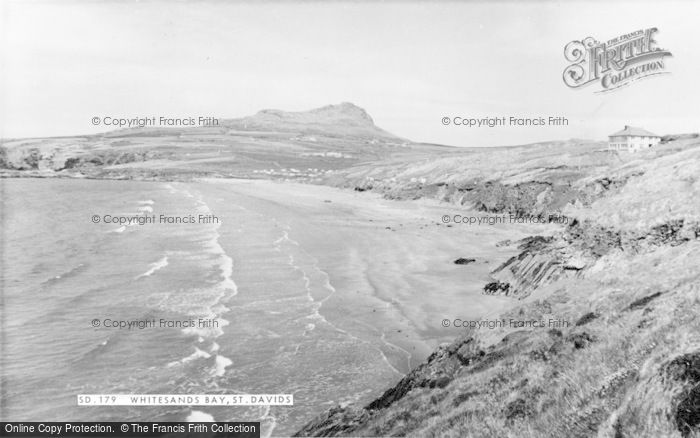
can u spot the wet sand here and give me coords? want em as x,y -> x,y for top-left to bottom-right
196,179 -> 554,371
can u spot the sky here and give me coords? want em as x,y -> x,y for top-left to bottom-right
1,0 -> 699,147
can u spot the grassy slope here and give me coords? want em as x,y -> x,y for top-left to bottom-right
296,139 -> 700,438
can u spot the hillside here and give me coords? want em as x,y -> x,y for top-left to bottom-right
295,138 -> 700,437
227,102 -> 399,139
0,103 -> 451,181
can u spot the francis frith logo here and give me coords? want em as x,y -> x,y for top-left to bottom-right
563,28 -> 672,92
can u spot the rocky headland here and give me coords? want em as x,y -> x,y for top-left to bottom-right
295,136 -> 700,437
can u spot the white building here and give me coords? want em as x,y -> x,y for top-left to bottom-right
608,125 -> 661,153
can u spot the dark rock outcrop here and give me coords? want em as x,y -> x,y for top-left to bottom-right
483,281 -> 511,295
504,398 -> 534,422
293,406 -> 370,437
454,258 -> 476,265
677,385 -> 700,437
665,353 -> 700,437
366,342 -> 464,411
666,353 -> 700,383
483,218 -> 700,300
575,312 -> 599,326
484,236 -> 566,298
626,292 -> 663,311
567,331 -> 595,349
467,181 -> 581,220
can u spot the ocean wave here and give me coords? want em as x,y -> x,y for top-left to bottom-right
135,256 -> 169,280
272,224 -> 408,381
158,185 -> 237,380
380,332 -> 412,375
273,226 -> 342,338
42,263 -> 87,285
212,355 -> 233,377
167,347 -> 211,368
186,410 -> 214,422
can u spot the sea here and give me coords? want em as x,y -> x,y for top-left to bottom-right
0,178 -> 427,436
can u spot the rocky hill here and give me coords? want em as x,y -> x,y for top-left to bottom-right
226,102 -> 398,139
0,103 -> 450,180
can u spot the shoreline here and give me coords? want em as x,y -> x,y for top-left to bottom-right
195,178 -> 564,375
2,173 -> 571,435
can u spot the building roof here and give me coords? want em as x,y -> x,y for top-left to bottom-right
609,125 -> 660,138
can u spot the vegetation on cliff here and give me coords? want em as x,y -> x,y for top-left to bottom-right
296,139 -> 700,437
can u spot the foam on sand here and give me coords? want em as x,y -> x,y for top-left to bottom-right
186,410 -> 214,422
159,185 -> 236,379
212,355 -> 233,377
167,347 -> 212,367
259,405 -> 278,438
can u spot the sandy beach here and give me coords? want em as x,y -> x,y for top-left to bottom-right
0,175 -> 555,435
164,178 -> 557,432
194,178 -> 556,368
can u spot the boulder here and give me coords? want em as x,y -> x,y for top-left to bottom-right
454,258 -> 476,265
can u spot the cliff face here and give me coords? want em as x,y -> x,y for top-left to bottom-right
485,218 -> 700,299
327,136 -> 700,221
296,141 -> 700,437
